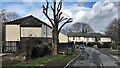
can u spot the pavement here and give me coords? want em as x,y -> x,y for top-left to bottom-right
99,52 -> 117,66
109,54 -> 120,61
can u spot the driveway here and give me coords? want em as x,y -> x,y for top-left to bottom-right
67,47 -> 119,68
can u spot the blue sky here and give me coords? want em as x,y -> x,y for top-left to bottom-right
0,0 -> 119,33
1,1 -> 96,16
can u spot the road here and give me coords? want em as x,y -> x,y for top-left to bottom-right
67,47 -> 119,68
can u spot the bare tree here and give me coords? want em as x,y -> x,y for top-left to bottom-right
0,9 -> 8,22
43,0 -> 72,55
105,18 -> 119,46
0,9 -> 19,22
72,22 -> 82,32
72,22 -> 93,33
5,12 -> 19,22
61,22 -> 93,33
61,22 -> 93,35
60,25 -> 72,35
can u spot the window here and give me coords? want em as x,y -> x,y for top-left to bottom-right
30,34 -> 32,37
73,37 -> 75,40
98,38 -> 100,41
92,38 -> 94,40
78,37 -> 80,40
4,42 -> 16,52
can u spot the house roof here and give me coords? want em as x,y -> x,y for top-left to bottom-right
4,15 -> 52,28
67,32 -> 109,38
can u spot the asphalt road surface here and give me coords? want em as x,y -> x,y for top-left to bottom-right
67,47 -> 119,68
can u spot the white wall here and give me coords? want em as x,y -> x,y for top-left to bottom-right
87,37 -> 95,42
69,37 -> 95,43
41,24 -> 52,38
21,27 -> 41,37
6,24 -> 20,41
68,36 -> 112,43
59,33 -> 68,43
100,38 -> 111,42
68,37 -> 85,42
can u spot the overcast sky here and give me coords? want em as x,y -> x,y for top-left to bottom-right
0,0 -> 119,34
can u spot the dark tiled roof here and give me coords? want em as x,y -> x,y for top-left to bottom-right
100,35 -> 111,38
4,15 -> 52,28
67,32 -> 85,37
67,32 -> 108,38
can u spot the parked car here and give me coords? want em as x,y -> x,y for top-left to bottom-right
80,44 -> 85,49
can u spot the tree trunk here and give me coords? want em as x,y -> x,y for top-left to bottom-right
51,28 -> 58,55
43,0 -> 72,56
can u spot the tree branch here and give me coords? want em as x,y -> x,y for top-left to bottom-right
57,12 -> 62,20
43,0 -> 54,27
58,18 -> 72,33
53,0 -> 56,22
58,17 -> 64,22
56,0 -> 62,16
51,6 -> 54,12
59,17 -> 68,22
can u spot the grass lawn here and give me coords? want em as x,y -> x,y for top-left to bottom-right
110,49 -> 120,55
100,48 -> 120,55
2,50 -> 80,67
109,45 -> 120,55
117,45 -> 120,48
45,50 -> 80,66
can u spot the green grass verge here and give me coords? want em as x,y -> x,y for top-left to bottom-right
45,50 -> 80,66
14,55 -> 64,66
3,50 -> 80,67
110,50 -> 120,55
116,45 -> 120,48
100,48 -> 120,55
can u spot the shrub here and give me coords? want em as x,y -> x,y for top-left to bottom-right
87,42 -> 102,48
101,43 -> 111,48
42,43 -> 52,55
31,44 -> 52,58
31,45 -> 45,58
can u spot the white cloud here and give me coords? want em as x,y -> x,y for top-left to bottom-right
25,9 -> 43,19
73,10 -> 86,23
62,10 -> 73,18
63,0 -> 118,33
87,1 -> 118,33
